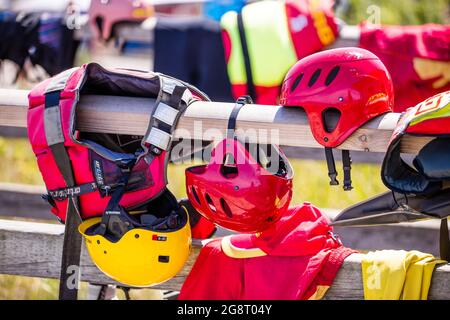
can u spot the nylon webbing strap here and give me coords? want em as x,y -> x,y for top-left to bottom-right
227,96 -> 252,139
237,12 -> 256,102
440,219 -> 450,261
44,91 -> 82,300
342,150 -> 353,191
93,160 -> 136,239
325,147 -> 339,186
48,182 -> 98,201
145,83 -> 189,154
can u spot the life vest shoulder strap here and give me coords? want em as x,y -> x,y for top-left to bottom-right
43,67 -> 83,300
143,77 -> 192,156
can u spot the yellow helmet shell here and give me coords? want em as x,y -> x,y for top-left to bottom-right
79,211 -> 191,288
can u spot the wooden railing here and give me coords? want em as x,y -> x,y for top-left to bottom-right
1,219 -> 449,299
0,88 -> 448,299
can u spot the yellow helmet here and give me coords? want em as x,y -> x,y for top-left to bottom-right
79,190 -> 191,287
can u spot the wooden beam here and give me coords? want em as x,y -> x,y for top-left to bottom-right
0,89 -> 430,154
0,183 -> 51,220
0,219 -> 198,291
0,219 -> 449,299
0,183 -> 442,255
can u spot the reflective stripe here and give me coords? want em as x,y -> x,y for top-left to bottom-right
162,79 -> 192,104
146,127 -> 172,150
221,1 -> 298,87
43,67 -> 78,146
153,102 -> 179,126
162,81 -> 176,94
44,106 -> 65,145
45,67 -> 78,93
181,89 -> 192,104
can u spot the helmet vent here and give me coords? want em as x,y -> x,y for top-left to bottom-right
290,73 -> 304,92
308,69 -> 322,87
191,187 -> 201,205
322,108 -> 341,133
205,194 -> 216,212
220,198 -> 233,218
221,154 -> 238,178
325,66 -> 340,86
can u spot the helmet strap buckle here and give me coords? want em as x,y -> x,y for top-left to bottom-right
325,147 -> 339,186
342,150 -> 353,191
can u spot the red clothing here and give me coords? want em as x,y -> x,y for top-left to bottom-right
179,203 -> 356,300
359,23 -> 450,112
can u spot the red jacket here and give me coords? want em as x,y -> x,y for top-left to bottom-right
179,203 -> 356,300
359,23 -> 450,112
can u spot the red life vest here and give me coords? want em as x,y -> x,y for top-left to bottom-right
358,23 -> 450,112
27,63 -> 202,222
179,204 -> 356,300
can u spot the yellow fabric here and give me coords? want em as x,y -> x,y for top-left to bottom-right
408,90 -> 450,127
307,285 -> 330,300
413,58 -> 450,89
309,0 -> 336,46
221,1 -> 298,86
361,250 -> 446,300
221,235 -> 267,259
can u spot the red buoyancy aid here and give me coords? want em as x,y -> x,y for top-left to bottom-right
359,23 -> 450,112
179,204 -> 356,300
27,63 -> 204,222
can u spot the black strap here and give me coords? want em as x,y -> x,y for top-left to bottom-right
440,218 -> 450,261
45,91 -> 82,300
227,95 -> 253,139
94,159 -> 136,239
237,13 -> 256,101
146,85 -> 188,156
325,147 -> 339,186
342,150 -> 353,191
48,182 -> 98,201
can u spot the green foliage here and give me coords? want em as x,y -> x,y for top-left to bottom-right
0,138 -> 43,185
338,0 -> 450,25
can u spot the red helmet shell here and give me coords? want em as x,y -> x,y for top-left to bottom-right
185,138 -> 293,233
280,47 -> 394,147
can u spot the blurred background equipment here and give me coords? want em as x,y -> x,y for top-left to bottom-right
88,0 -> 154,41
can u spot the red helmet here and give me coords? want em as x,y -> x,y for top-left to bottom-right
280,47 -> 394,190
185,98 -> 294,233
280,47 -> 394,148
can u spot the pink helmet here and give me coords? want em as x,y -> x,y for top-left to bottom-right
89,0 -> 154,41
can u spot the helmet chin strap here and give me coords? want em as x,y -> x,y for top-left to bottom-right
440,219 -> 450,261
324,147 -> 353,191
325,147 -> 339,186
227,95 -> 253,139
342,149 -> 353,191
94,158 -> 138,238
